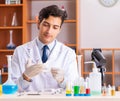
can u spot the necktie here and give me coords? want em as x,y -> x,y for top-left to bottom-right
42,45 -> 48,63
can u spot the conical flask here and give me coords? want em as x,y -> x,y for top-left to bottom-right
2,55 -> 18,94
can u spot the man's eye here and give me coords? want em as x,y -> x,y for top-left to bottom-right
54,26 -> 60,30
54,27 -> 59,30
43,23 -> 49,27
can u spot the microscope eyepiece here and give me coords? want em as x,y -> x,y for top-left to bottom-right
92,49 -> 106,67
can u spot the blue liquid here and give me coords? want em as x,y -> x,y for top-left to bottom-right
7,45 -> 16,49
2,85 -> 18,94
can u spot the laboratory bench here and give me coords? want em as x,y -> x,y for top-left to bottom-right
0,92 -> 120,101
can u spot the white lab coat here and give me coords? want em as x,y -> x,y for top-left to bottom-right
11,37 -> 79,91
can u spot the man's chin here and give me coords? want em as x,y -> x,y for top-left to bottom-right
43,40 -> 51,44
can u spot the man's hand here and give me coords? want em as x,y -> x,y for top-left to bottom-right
23,59 -> 44,80
51,68 -> 64,83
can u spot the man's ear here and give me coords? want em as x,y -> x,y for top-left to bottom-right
37,20 -> 40,29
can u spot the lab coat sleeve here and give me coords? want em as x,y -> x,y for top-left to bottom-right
11,46 -> 32,92
17,76 -> 31,91
59,49 -> 79,88
58,79 -> 66,89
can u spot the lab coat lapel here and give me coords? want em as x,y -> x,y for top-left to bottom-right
26,38 -> 42,63
47,41 -> 61,63
43,41 -> 62,74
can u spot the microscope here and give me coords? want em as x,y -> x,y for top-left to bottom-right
91,48 -> 106,86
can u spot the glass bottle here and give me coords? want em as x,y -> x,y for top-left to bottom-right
2,55 -> 18,94
102,83 -> 107,96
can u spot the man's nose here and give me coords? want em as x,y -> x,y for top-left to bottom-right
47,27 -> 53,34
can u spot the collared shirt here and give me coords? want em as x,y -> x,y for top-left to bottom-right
36,37 -> 55,60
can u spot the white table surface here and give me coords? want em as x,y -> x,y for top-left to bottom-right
0,91 -> 120,101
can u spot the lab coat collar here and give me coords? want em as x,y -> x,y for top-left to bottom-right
36,37 -> 55,51
45,40 -> 62,63
26,37 -> 38,50
24,38 -> 62,64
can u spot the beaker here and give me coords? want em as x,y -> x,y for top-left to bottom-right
66,80 -> 72,96
73,78 -> 80,96
6,30 -> 16,49
2,55 -> 18,94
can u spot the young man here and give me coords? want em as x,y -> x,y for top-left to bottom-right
11,5 -> 79,92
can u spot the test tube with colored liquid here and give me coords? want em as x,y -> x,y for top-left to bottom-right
74,86 -> 80,96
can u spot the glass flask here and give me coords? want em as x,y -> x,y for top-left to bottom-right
6,30 -> 16,49
2,55 -> 18,94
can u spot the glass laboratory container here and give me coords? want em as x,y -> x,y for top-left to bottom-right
66,80 -> 72,96
6,30 -> 16,49
2,55 -> 18,94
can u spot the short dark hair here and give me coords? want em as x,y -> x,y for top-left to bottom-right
38,5 -> 67,26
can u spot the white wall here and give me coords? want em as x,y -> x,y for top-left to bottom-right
80,0 -> 120,48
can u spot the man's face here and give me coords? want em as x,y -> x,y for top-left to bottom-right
38,16 -> 62,44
